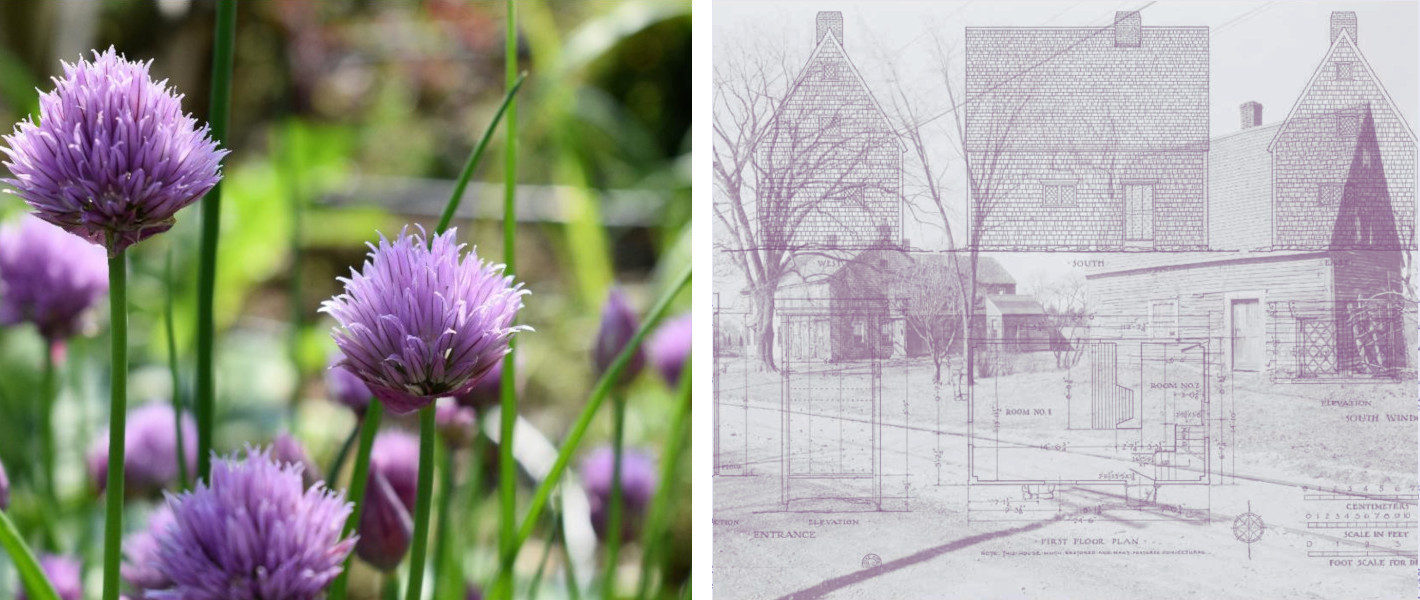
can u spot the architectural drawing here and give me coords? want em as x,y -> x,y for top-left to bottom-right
714,4 -> 1417,598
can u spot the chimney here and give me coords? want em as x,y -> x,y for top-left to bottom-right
1115,11 -> 1141,48
1330,11 -> 1357,45
1240,101 -> 1263,129
817,11 -> 844,47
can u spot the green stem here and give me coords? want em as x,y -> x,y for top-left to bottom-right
526,515 -> 558,600
165,247 -> 188,490
405,407 -> 437,600
561,523 -> 581,600
602,391 -> 627,599
327,419 -> 361,484
431,442 -> 456,600
39,339 -> 56,505
0,511 -> 59,600
327,399 -> 384,600
194,0 -> 237,484
285,125 -> 306,428
636,359 -> 691,600
382,573 -> 401,600
463,421 -> 486,533
489,267 -> 691,597
434,72 -> 527,234
101,246 -> 128,600
497,2 -> 520,597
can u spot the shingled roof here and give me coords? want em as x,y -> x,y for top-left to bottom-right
830,250 -> 1016,287
964,13 -> 1208,152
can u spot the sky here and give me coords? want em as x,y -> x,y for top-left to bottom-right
713,1 -> 1419,294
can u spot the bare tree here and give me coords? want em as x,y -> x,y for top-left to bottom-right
899,261 -> 965,383
714,39 -> 898,371
869,30 -> 1029,385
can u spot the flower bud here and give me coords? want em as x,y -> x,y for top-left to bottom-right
648,313 -> 691,388
272,432 -> 320,488
18,555 -> 82,600
355,470 -> 413,572
579,445 -> 658,542
436,402 -> 477,449
86,403 -> 197,496
593,288 -> 644,383
325,353 -> 372,415
0,459 -> 9,511
355,431 -> 419,571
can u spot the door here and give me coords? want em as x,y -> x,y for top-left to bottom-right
1230,299 -> 1262,371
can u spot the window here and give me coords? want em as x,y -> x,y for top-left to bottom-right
820,61 -> 844,81
1336,113 -> 1361,139
1334,61 -> 1355,81
1042,181 -> 1077,206
1318,182 -> 1344,206
1148,300 -> 1178,338
817,115 -> 842,142
845,188 -> 864,206
1124,183 -> 1155,241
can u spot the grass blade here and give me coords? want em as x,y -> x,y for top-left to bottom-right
434,72 -> 527,235
0,511 -> 58,600
489,266 -> 691,596
635,358 -> 691,599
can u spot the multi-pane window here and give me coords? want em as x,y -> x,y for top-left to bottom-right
1124,183 -> 1155,241
1148,300 -> 1178,338
818,115 -> 842,142
1336,113 -> 1361,139
1334,61 -> 1355,81
1042,182 -> 1077,206
820,60 -> 843,81
1318,182 -> 1344,206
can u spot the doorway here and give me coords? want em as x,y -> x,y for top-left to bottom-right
1230,298 -> 1262,371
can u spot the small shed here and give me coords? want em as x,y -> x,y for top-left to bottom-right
984,295 -> 1051,352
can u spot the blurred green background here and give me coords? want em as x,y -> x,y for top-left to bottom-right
0,0 -> 690,596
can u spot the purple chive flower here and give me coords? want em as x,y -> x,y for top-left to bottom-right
579,445 -> 658,542
648,313 -> 691,388
122,504 -> 175,596
0,215 -> 108,342
356,431 -> 419,571
593,287 -> 644,384
321,226 -> 529,415
0,458 -> 9,511
86,403 -> 196,496
324,352 -> 371,414
272,432 -> 320,488
435,402 -> 477,448
17,554 -> 82,600
149,446 -> 354,600
0,48 -> 225,255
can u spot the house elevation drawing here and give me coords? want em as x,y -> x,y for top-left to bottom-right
713,3 -> 1418,598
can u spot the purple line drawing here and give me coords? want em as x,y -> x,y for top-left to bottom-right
714,4 -> 1417,598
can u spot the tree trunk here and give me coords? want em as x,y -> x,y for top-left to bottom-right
932,353 -> 942,384
754,290 -> 778,372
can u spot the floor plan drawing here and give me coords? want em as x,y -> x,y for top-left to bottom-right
713,3 -> 1418,597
